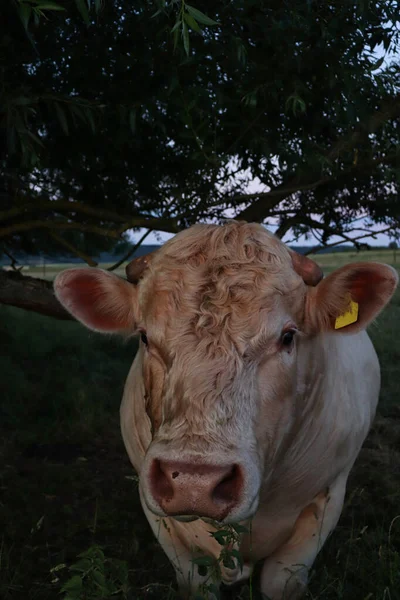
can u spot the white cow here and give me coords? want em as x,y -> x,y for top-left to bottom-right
54,222 -> 398,599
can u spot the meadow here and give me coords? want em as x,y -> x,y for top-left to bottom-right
0,249 -> 399,599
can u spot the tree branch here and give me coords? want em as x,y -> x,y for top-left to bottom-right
274,211 -> 397,251
2,248 -> 23,271
304,225 -> 395,256
0,200 -> 180,233
275,218 -> 299,240
233,177 -> 331,205
107,229 -> 152,272
0,218 -> 175,240
234,175 -> 338,222
0,221 -> 124,239
234,96 -> 400,223
0,270 -> 73,320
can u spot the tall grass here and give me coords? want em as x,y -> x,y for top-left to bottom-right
0,305 -> 137,443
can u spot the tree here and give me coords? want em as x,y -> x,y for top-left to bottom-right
389,240 -> 398,262
1,0 -> 400,317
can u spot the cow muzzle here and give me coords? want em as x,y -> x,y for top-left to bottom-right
147,458 -> 244,522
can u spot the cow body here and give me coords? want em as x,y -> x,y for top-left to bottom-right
54,222 -> 397,599
120,327 -> 379,597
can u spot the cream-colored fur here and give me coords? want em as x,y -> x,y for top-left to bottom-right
54,221 -> 398,599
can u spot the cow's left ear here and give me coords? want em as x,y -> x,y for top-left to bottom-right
54,268 -> 139,333
304,262 -> 398,334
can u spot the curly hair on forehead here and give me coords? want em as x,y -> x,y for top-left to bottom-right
139,221 -> 304,352
147,221 -> 301,305
157,220 -> 292,268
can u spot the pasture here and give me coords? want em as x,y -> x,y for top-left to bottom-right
0,249 -> 399,599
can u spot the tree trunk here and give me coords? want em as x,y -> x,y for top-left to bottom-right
0,270 -> 73,320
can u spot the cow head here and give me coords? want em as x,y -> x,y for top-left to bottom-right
54,222 -> 398,524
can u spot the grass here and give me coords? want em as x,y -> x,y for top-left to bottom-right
308,248 -> 399,269
0,249 -> 399,599
23,263 -> 127,281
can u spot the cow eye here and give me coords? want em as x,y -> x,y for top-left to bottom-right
141,332 -> 149,346
281,330 -> 296,346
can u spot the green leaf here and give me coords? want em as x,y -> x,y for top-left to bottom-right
173,26 -> 179,50
69,104 -> 86,125
230,523 -> 249,534
8,126 -> 17,154
79,545 -> 104,561
211,529 -> 230,545
55,103 -> 69,135
186,5 -> 218,26
33,9 -> 40,25
285,94 -> 306,115
19,4 -> 32,30
370,55 -> 385,71
191,555 -> 215,568
182,21 -> 190,56
129,108 -> 136,134
35,3 -> 66,10
242,92 -> 257,108
29,149 -> 39,167
151,8 -> 164,18
69,557 -> 92,572
75,0 -> 90,24
12,96 -> 32,106
84,108 -> 96,133
92,568 -> 106,588
183,13 -> 202,34
167,76 -> 179,95
192,555 -> 215,566
151,0 -> 166,17
171,18 -> 181,34
25,130 -> 45,148
222,554 -> 236,570
227,548 -> 244,571
19,107 -> 29,128
236,40 -> 247,66
198,564 -> 208,577
60,575 -> 83,593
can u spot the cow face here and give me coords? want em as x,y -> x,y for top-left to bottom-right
134,223 -> 312,524
54,222 -> 398,524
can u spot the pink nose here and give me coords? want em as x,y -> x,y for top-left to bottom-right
149,459 -> 243,521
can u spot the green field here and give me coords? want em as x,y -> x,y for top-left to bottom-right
21,247 -> 400,280
1,250 -> 399,599
21,262 -> 128,281
308,247 -> 399,269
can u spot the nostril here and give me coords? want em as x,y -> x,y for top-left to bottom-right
212,464 -> 242,506
150,459 -> 174,502
148,459 -> 243,518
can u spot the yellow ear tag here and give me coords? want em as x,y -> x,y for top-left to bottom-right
334,299 -> 359,330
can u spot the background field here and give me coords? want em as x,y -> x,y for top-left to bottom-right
0,249 -> 399,599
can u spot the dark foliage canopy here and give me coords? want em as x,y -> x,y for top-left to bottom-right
0,0 -> 399,313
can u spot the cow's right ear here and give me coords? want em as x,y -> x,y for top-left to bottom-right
304,262 -> 398,334
54,268 -> 139,333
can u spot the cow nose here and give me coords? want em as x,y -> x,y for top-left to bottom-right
149,459 -> 243,521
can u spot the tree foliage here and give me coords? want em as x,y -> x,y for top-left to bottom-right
1,1 -> 400,287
